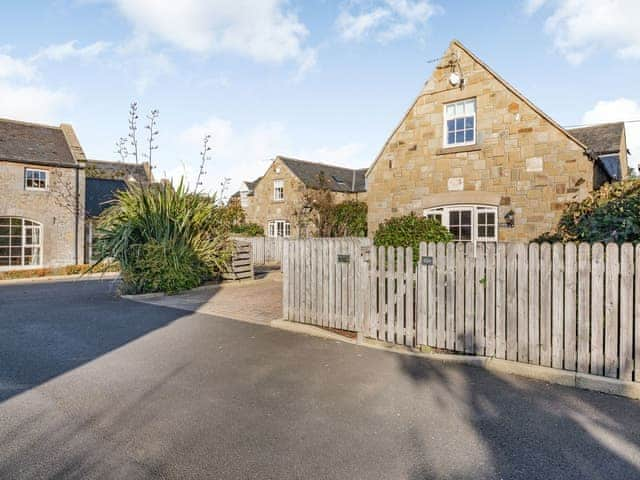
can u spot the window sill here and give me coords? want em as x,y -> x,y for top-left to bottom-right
436,144 -> 481,155
272,199 -> 285,203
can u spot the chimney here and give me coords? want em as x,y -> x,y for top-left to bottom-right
59,123 -> 87,164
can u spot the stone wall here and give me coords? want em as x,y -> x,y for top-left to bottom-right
366,41 -> 595,241
0,161 -> 85,268
244,157 -> 366,237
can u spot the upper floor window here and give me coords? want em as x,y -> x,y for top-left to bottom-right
273,179 -> 284,201
25,168 -> 48,190
444,98 -> 476,147
424,204 -> 497,242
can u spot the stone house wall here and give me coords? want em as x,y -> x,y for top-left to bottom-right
366,40 -> 595,241
0,160 -> 85,268
245,157 -> 366,237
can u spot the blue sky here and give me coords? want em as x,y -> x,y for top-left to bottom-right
1,0 -> 638,197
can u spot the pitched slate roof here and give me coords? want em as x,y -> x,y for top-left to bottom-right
567,122 -> 625,156
245,177 -> 262,192
85,178 -> 127,217
86,159 -> 153,184
279,156 -> 367,193
0,118 -> 77,167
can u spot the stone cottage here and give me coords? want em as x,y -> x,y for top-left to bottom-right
0,118 -> 86,269
366,40 -> 628,242
243,156 -> 367,238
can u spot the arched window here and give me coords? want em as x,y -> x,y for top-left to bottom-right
0,217 -> 42,267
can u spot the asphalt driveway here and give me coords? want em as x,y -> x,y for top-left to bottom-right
1,278 -> 640,479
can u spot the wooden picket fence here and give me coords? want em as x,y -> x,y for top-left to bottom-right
283,239 -> 640,382
232,237 -> 285,265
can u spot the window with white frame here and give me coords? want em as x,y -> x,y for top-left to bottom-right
273,179 -> 284,201
444,98 -> 476,147
25,168 -> 48,190
425,205 -> 497,242
0,217 -> 42,267
268,220 -> 291,238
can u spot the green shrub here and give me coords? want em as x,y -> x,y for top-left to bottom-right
94,180 -> 232,294
121,240 -> 209,295
374,212 -> 454,263
535,180 -> 640,243
231,222 -> 264,236
331,201 -> 367,237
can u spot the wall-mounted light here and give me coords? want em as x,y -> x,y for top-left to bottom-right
302,204 -> 312,215
504,210 -> 515,228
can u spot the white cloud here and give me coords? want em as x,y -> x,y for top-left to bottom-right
0,83 -> 71,123
337,0 -> 441,43
0,53 -> 35,80
526,0 -> 640,64
582,98 -> 640,171
176,117 -> 369,199
32,40 -> 111,62
111,0 -> 315,71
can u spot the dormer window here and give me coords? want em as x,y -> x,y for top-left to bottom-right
444,98 -> 476,147
25,168 -> 48,190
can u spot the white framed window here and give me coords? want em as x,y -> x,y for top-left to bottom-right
25,168 -> 48,190
0,217 -> 42,268
444,98 -> 476,147
273,179 -> 284,201
268,220 -> 291,238
424,205 -> 497,242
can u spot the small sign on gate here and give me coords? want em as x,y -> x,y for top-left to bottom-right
337,254 -> 351,263
420,256 -> 434,266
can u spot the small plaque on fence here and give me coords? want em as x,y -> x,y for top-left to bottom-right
421,256 -> 433,266
337,254 -> 350,263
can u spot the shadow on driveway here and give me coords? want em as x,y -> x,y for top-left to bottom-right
0,277 -> 219,403
398,354 -> 640,479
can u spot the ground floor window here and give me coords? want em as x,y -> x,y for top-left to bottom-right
0,217 -> 42,267
424,205 -> 498,242
268,220 -> 291,238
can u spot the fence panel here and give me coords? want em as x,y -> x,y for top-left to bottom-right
283,240 -> 640,383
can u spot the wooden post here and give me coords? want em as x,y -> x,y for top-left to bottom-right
620,243 -> 634,381
577,243 -> 590,374
405,247 -> 414,347
495,243 -> 507,360
369,244 -> 378,339
446,242 -> 456,350
591,243 -> 605,376
426,243 -> 437,348
396,247 -> 405,345
564,243 -> 577,371
485,242 -> 496,358
416,242 -> 427,346
475,242 -> 485,356
604,243 -> 620,378
506,243 -> 518,362
528,243 -> 540,365
551,243 -> 564,369
455,242 -> 465,352
517,243 -> 528,363
386,246 -> 395,343
282,239 -> 289,320
378,246 -> 386,341
436,242 -> 447,349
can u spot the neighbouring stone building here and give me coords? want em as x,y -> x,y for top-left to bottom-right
366,40 -> 628,242
243,156 -> 367,238
0,118 -> 86,269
